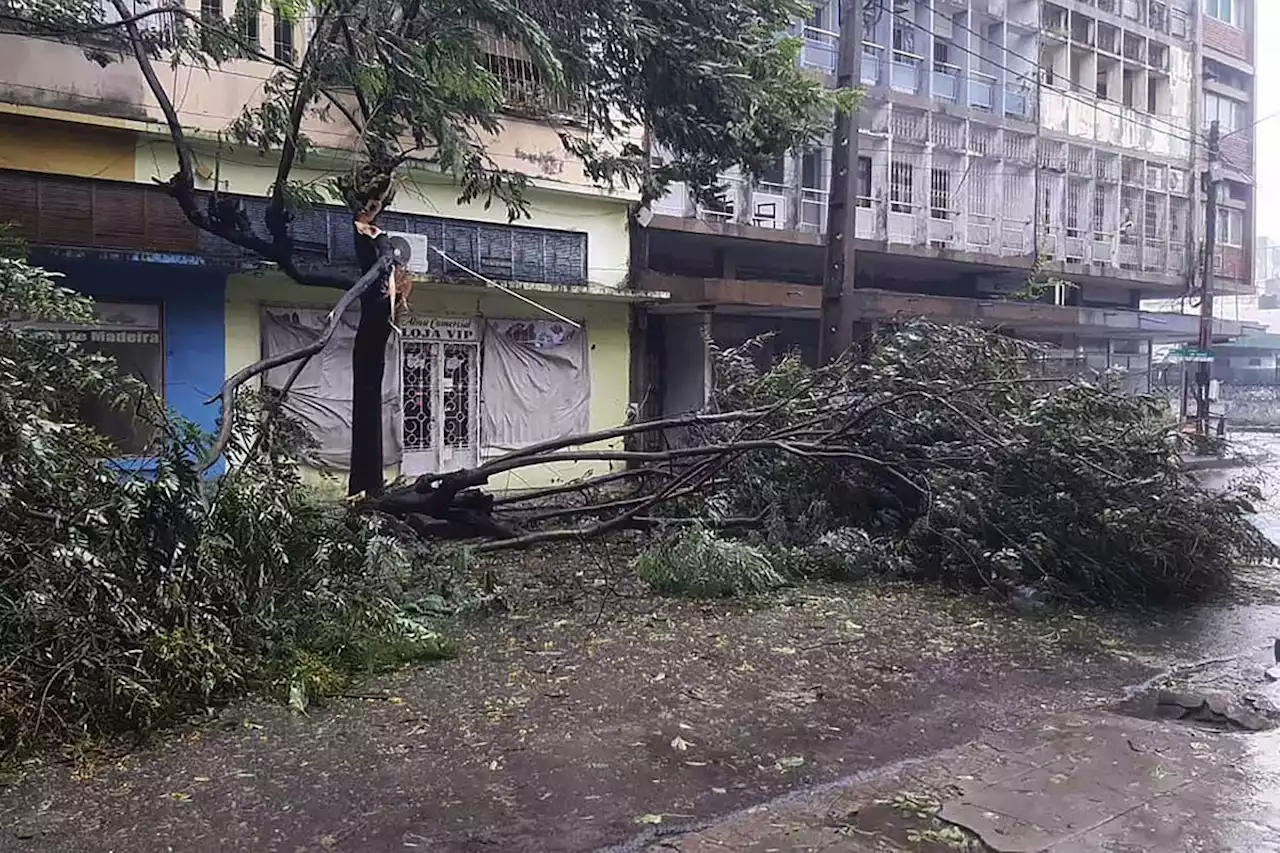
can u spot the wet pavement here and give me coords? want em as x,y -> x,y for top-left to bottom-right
7,438 -> 1280,852
635,433 -> 1280,853
641,710 -> 1280,852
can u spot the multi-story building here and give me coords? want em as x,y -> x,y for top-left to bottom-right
0,4 -> 648,487
635,0 -> 1256,417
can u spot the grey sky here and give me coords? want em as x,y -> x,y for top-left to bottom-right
1256,2 -> 1278,240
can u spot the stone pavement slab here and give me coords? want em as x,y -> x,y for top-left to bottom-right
644,710 -> 1280,853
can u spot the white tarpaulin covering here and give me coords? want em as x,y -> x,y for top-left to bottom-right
481,318 -> 589,451
260,307 -> 402,470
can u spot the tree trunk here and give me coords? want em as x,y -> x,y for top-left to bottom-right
348,229 -> 392,496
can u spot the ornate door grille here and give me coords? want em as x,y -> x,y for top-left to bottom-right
400,319 -> 480,474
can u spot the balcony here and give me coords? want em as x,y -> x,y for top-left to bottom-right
792,23 -> 839,75
968,71 -> 997,110
0,30 -> 614,194
890,50 -> 923,94
933,62 -> 961,102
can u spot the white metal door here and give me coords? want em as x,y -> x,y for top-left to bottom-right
400,318 -> 480,476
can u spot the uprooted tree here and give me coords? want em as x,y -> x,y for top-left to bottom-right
1,3 -> 1273,616
0,0 -> 855,495
370,320 -> 1278,607
3,247 -> 1276,756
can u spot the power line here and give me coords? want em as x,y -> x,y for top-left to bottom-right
1221,108 -> 1280,141
870,0 -> 1202,147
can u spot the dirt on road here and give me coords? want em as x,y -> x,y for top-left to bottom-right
0,549 -> 1157,853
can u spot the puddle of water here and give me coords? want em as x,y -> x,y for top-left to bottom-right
1217,730 -> 1280,850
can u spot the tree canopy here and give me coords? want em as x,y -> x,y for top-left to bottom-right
0,0 -> 854,492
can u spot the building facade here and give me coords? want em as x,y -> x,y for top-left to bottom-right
636,0 -> 1255,415
0,5 -> 650,489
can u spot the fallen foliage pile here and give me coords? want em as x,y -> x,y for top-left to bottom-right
0,258 -> 455,758
397,321 -> 1277,607
644,325 -> 1280,605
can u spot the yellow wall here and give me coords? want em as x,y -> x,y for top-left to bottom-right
142,146 -> 632,289
0,114 -> 137,181
225,274 -> 632,493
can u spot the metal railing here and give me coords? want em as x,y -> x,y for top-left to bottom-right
484,37 -> 584,120
890,50 -> 922,94
792,23 -> 839,74
751,181 -> 791,229
799,188 -> 828,233
969,71 -> 997,110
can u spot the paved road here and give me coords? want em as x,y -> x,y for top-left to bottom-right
640,710 -> 1280,853
633,435 -> 1280,853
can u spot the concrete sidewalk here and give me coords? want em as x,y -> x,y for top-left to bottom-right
642,707 -> 1280,852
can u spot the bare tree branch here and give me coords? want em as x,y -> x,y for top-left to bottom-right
490,467 -> 667,507
107,0 -> 355,290
200,231 -> 394,469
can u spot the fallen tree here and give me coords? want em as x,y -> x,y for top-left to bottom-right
3,251 -> 1273,756
365,320 -> 1279,606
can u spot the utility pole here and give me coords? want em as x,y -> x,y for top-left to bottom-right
1195,119 -> 1221,436
819,0 -> 864,363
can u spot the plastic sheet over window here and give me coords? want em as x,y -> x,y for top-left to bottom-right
481,318 -> 589,452
260,307 -> 402,470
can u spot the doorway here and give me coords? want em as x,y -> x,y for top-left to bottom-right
400,317 -> 481,476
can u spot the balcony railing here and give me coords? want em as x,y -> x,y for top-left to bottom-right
933,62 -> 961,102
1005,81 -> 1032,119
890,50 -> 922,94
968,71 -> 997,110
96,0 -> 183,49
792,23 -> 839,74
799,188 -> 828,232
862,43 -> 885,86
751,181 -> 791,229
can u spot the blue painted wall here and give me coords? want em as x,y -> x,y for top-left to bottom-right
32,252 -> 228,471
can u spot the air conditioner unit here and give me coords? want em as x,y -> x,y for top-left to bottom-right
384,230 -> 431,274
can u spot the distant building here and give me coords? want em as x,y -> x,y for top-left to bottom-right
634,0 -> 1258,419
1212,332 -> 1280,385
1257,236 -> 1280,309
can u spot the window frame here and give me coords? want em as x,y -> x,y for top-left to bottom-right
273,8 -> 295,62
1203,92 -> 1244,133
1206,0 -> 1242,27
1217,208 -> 1245,248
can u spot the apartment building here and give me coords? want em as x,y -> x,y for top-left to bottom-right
0,3 -> 645,487
635,0 -> 1256,417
